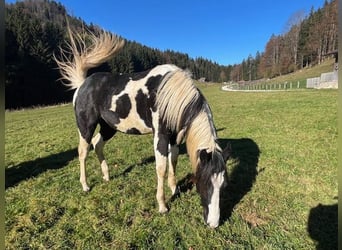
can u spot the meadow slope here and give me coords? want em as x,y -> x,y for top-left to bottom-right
5,86 -> 337,249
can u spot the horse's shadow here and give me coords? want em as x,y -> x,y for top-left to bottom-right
219,138 -> 261,222
170,138 -> 261,223
113,156 -> 156,178
307,202 -> 338,250
5,148 -> 78,189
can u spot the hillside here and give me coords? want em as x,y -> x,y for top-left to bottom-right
259,58 -> 335,87
5,0 -> 229,109
5,0 -> 337,108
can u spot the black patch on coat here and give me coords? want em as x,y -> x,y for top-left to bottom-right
74,74 -> 109,143
135,90 -> 152,128
156,135 -> 169,157
126,128 -> 142,134
145,75 -> 162,93
100,110 -> 120,127
99,119 -> 117,141
115,94 -> 131,119
169,133 -> 177,146
145,75 -> 162,112
88,73 -> 126,105
135,75 -> 163,128
155,120 -> 170,157
75,108 -> 98,143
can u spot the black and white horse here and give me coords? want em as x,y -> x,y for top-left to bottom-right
55,28 -> 230,228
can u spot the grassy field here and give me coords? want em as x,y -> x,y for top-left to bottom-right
5,86 -> 337,249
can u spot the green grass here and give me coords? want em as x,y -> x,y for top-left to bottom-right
5,87 -> 337,249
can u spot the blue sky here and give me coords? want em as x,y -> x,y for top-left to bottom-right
7,0 -> 326,65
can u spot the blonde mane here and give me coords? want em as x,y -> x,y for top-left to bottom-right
186,111 -> 221,171
156,70 -> 220,171
156,70 -> 199,131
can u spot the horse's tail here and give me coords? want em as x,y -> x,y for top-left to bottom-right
54,26 -> 124,90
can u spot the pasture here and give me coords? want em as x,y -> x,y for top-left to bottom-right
5,86 -> 337,249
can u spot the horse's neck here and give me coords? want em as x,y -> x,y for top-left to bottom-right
185,111 -> 218,172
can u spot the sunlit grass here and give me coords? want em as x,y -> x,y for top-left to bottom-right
5,87 -> 337,249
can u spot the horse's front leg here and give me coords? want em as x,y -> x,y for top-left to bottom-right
168,144 -> 179,195
154,133 -> 169,213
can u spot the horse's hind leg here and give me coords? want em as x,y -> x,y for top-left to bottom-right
76,110 -> 97,192
92,119 -> 116,182
78,131 -> 91,192
92,134 -> 109,181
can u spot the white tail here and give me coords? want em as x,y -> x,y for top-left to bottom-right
54,26 -> 124,89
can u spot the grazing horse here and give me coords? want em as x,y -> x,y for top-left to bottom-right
55,28 -> 230,228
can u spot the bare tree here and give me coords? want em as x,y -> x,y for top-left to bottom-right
283,10 -> 305,68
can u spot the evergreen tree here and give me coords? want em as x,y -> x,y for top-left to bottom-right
5,0 -> 338,108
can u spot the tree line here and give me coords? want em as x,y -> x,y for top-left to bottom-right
5,0 -> 337,108
231,0 -> 337,81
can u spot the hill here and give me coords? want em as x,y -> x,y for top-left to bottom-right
5,0 -> 337,108
5,0 -> 229,109
265,58 -> 335,84
255,58 -> 336,88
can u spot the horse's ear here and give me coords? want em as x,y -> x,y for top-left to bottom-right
222,143 -> 232,163
199,149 -> 211,162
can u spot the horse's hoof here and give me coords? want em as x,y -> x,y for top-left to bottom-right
103,176 -> 109,182
82,185 -> 90,192
159,207 -> 168,213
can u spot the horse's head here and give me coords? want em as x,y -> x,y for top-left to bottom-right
195,144 -> 231,228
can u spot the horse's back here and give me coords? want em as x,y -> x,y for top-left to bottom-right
74,64 -> 180,135
76,64 -> 179,105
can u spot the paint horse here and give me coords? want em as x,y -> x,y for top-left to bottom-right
55,28 -> 230,228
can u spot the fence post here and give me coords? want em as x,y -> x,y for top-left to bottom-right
297,81 -> 300,88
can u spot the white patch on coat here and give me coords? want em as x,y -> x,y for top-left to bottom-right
109,65 -> 178,134
207,171 -> 225,228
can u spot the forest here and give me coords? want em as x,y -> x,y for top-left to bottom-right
5,0 -> 338,108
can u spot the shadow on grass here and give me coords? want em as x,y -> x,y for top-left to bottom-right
5,148 -> 78,189
307,203 -> 338,250
114,156 -> 156,178
169,137 -> 261,225
219,138 -> 261,223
